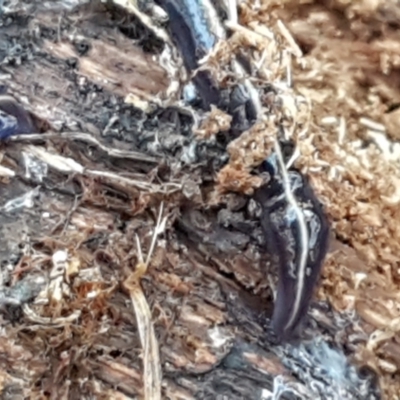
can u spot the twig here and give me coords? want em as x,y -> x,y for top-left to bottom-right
87,169 -> 181,194
277,19 -> 303,58
10,132 -> 159,163
18,144 -> 181,194
113,0 -> 171,44
145,202 -> 164,266
226,0 -> 238,24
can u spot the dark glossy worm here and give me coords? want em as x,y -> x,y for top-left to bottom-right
255,141 -> 330,341
155,0 -> 224,108
155,0 -> 259,129
157,1 -> 330,340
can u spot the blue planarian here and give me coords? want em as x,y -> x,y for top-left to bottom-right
255,142 -> 330,341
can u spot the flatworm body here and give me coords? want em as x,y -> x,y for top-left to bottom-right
255,147 -> 330,341
155,0 -> 259,131
155,0 -> 224,108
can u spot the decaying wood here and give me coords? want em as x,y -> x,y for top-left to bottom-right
1,1 -> 169,138
0,0 -> 397,399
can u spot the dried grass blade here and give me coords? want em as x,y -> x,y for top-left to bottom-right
124,202 -> 165,400
127,283 -> 161,400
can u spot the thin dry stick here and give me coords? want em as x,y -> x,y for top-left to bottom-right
277,19 -> 303,58
11,132 -> 159,163
19,143 -> 181,194
123,203 -> 165,400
